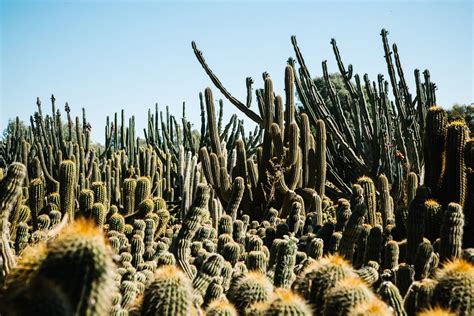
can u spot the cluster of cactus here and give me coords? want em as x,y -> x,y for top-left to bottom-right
0,28 -> 473,316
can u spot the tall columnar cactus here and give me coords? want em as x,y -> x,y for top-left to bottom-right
423,106 -> 448,196
464,138 -> 474,248
315,120 -> 327,197
414,241 -> 434,280
439,203 -> 464,262
28,178 -> 44,231
357,176 -> 377,226
141,265 -> 193,316
91,181 -> 107,206
442,120 -> 469,206
406,187 -> 429,264
123,178 -> 137,215
273,238 -> 297,288
378,174 -> 394,226
135,176 -> 151,207
383,240 -> 400,270
338,184 -> 367,262
406,172 -> 418,207
423,199 -> 442,242
59,160 -> 76,223
0,162 -> 26,282
174,184 -> 210,279
79,189 -> 94,218
226,177 -> 245,221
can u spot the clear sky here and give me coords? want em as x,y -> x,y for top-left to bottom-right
1,0 -> 472,143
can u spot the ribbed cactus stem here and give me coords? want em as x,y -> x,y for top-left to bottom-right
423,106 -> 447,196
59,160 -> 76,223
29,178 -> 45,231
0,162 -> 27,281
443,120 -> 469,206
315,120 -> 327,197
406,172 -> 418,207
439,202 -> 464,262
357,176 -> 377,226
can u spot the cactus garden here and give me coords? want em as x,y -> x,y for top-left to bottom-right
0,28 -> 473,316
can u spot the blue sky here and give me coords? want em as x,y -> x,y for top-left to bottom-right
1,0 -> 472,143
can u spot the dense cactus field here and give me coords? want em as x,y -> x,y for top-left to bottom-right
0,30 -> 473,316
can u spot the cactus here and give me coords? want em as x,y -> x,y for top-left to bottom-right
423,106 -> 448,194
28,178 -> 44,230
339,184 -> 367,262
315,120 -> 327,197
403,278 -> 436,316
4,219 -> 116,315
406,187 -> 429,264
323,276 -> 375,316
439,203 -> 464,262
0,162 -> 27,282
292,254 -> 355,313
358,176 -> 377,226
377,281 -> 407,316
59,160 -> 76,223
273,237 -> 297,288
263,288 -> 313,316
229,271 -> 273,315
442,121 -> 469,206
206,298 -> 238,316
123,178 -> 137,215
431,259 -> 474,315
141,265 -> 192,316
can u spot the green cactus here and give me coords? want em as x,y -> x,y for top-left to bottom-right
0,162 -> 27,281
423,199 -> 443,242
123,178 -> 137,215
315,120 -> 327,197
443,120 -> 469,206
59,160 -> 76,223
377,281 -> 407,316
206,299 -> 238,316
229,271 -> 273,315
4,219 -> 116,315
423,106 -> 448,195
274,238 -> 298,288
262,288 -> 313,316
135,176 -> 151,207
403,278 -> 436,316
292,254 -> 355,313
226,177 -> 245,221
322,276 -> 375,316
174,183 -> 210,279
414,241 -> 434,280
141,265 -> 193,316
439,202 -> 464,262
348,298 -> 393,316
406,187 -> 429,264
28,178 -> 44,230
79,189 -> 94,218
395,263 -> 415,297
339,184 -> 367,262
432,259 -> 474,316
357,176 -> 377,226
